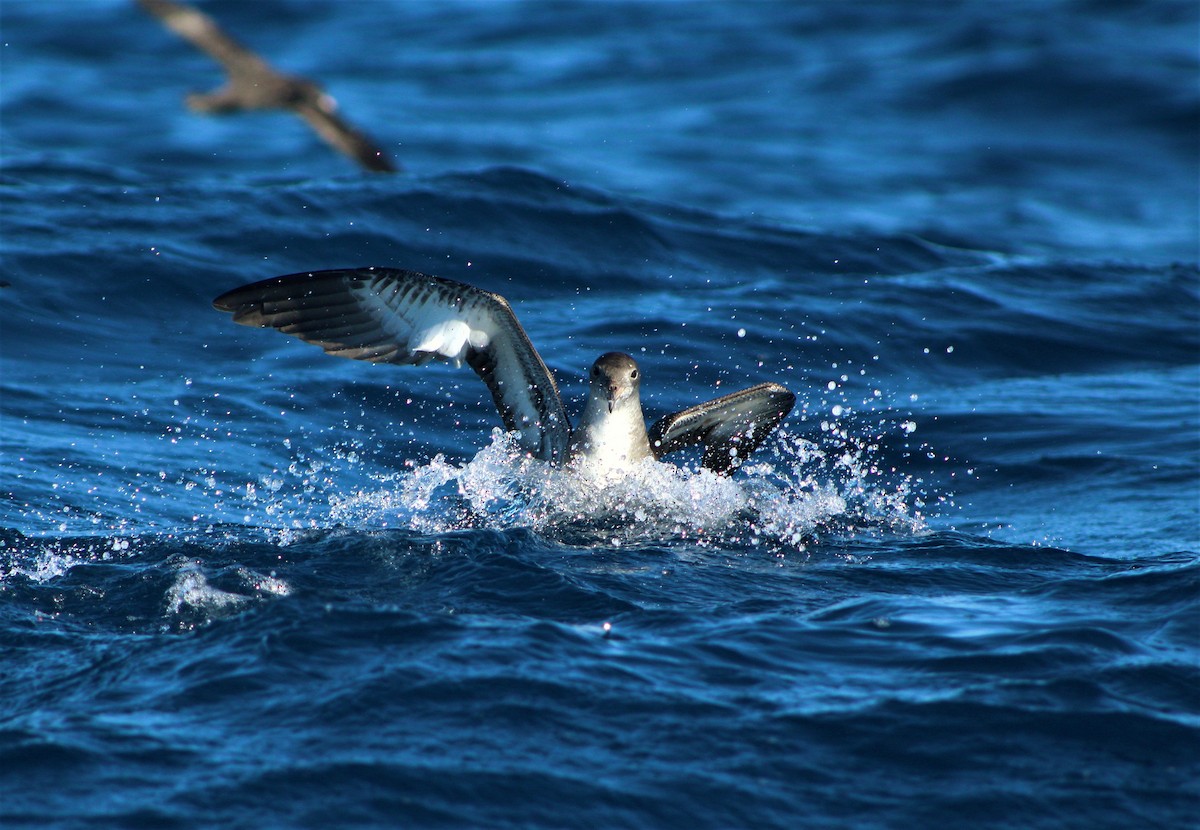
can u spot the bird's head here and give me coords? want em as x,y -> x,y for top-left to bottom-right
589,352 -> 642,414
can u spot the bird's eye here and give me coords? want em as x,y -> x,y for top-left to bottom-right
630,369 -> 639,379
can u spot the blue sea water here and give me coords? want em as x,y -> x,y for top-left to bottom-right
2,1 -> 1198,827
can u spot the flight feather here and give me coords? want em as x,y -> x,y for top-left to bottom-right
212,267 -> 570,461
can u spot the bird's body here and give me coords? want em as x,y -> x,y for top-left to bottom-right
213,268 -> 795,475
570,352 -> 655,472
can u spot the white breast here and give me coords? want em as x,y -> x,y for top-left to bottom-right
572,400 -> 652,472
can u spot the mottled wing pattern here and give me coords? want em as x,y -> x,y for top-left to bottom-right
648,383 -> 795,474
213,268 -> 570,461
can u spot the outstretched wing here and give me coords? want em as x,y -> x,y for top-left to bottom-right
139,0 -> 267,78
213,267 -> 570,462
648,383 -> 795,474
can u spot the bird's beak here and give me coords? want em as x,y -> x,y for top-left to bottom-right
606,383 -> 625,413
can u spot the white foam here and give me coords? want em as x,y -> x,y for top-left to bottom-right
325,425 -> 927,552
163,560 -> 292,629
164,564 -> 249,618
1,538 -> 124,584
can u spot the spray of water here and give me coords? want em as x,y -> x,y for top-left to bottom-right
3,405 -> 934,583
325,420 -> 927,554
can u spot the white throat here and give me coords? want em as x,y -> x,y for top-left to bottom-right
571,395 -> 652,471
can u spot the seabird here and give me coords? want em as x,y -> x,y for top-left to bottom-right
138,0 -> 395,173
213,268 -> 795,474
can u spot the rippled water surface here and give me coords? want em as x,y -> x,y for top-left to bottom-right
2,2 -> 1198,828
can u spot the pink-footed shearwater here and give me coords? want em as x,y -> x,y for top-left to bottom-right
213,268 -> 795,474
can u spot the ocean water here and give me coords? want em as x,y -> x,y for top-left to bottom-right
2,1 -> 1198,828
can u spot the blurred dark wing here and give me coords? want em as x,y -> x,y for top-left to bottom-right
213,268 -> 570,461
293,103 -> 396,172
648,383 -> 795,474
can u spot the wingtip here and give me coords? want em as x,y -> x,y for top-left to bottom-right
774,383 -> 797,408
212,286 -> 250,315
211,273 -> 303,316
747,381 -> 796,411
212,286 -> 266,326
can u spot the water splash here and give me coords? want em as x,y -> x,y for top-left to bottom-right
0,533 -> 133,584
7,401 -> 932,553
163,558 -> 291,631
325,421 -> 928,553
